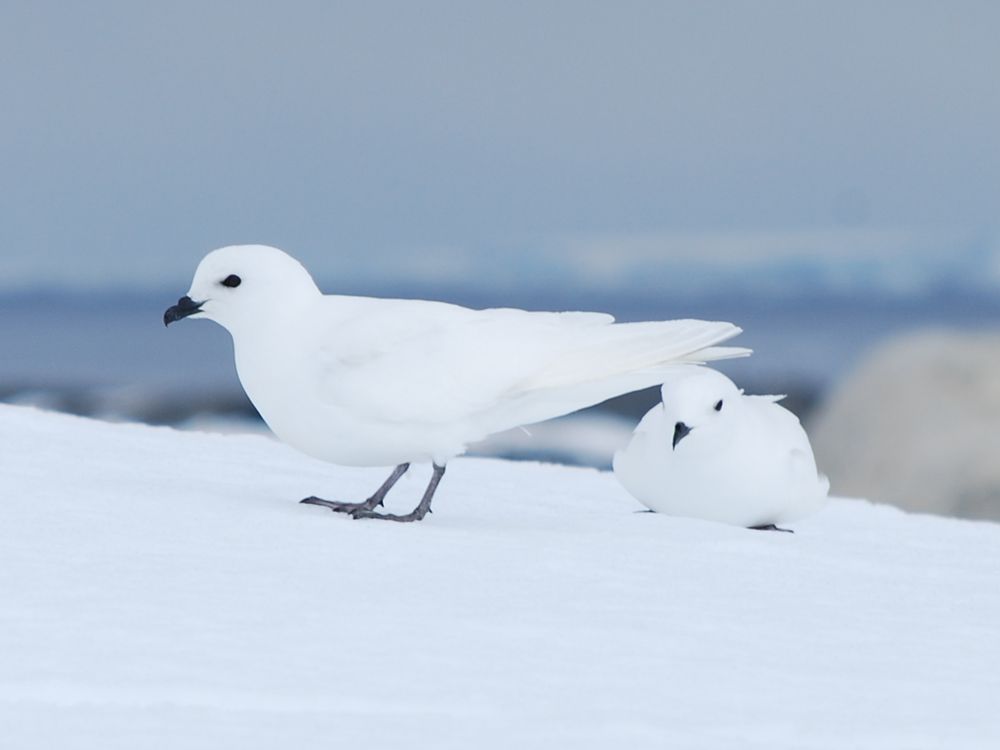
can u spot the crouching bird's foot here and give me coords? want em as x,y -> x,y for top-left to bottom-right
749,523 -> 794,533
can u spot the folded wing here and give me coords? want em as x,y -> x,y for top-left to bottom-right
313,297 -> 747,435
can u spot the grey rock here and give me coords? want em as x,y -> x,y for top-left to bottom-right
809,329 -> 1000,521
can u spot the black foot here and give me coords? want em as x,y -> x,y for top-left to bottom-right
300,496 -> 382,513
749,524 -> 794,533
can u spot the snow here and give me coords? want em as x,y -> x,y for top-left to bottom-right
2,404 -> 999,749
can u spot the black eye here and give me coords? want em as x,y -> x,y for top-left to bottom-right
221,274 -> 242,288
714,400 -> 723,412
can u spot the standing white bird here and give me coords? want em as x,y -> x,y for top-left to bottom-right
613,367 -> 828,530
165,245 -> 749,522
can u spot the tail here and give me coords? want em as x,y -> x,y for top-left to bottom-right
675,345 -> 752,364
519,320 -> 747,390
484,320 -> 750,434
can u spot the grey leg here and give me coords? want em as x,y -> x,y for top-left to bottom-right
350,464 -> 446,523
300,463 -> 410,513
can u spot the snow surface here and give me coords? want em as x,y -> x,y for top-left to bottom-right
2,404 -> 999,749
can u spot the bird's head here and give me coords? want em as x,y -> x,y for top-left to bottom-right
659,367 -> 743,450
164,245 -> 320,335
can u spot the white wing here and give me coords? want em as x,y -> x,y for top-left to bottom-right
311,295 -> 746,429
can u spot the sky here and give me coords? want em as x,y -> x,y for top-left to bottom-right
1,1 -> 998,295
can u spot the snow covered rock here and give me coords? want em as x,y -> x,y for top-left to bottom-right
1,404 -> 999,748
809,329 -> 1000,521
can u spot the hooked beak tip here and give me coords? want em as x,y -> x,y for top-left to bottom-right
163,296 -> 203,327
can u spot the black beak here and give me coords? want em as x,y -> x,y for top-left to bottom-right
163,296 -> 204,327
672,422 -> 691,450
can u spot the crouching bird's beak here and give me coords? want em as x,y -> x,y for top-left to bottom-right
163,296 -> 204,326
672,421 -> 692,450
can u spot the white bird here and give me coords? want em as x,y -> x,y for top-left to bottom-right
613,367 -> 828,531
165,245 -> 749,522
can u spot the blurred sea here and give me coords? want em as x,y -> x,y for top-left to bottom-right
3,286 -> 999,467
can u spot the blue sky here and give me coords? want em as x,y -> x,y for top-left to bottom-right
1,1 -> 998,294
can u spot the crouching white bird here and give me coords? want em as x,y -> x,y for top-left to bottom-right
613,367 -> 828,531
165,245 -> 749,522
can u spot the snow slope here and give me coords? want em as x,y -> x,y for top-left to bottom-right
1,405 -> 998,749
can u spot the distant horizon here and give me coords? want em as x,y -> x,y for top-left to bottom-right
1,224 -> 997,303
3,272 -> 999,399
3,272 -> 1000,311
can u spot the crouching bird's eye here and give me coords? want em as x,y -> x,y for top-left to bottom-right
221,274 -> 242,288
714,400 -> 723,412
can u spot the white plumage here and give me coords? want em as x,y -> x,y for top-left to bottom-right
613,367 -> 828,529
167,244 -> 749,521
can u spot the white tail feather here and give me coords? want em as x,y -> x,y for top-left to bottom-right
482,320 -> 749,435
519,320 -> 744,391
